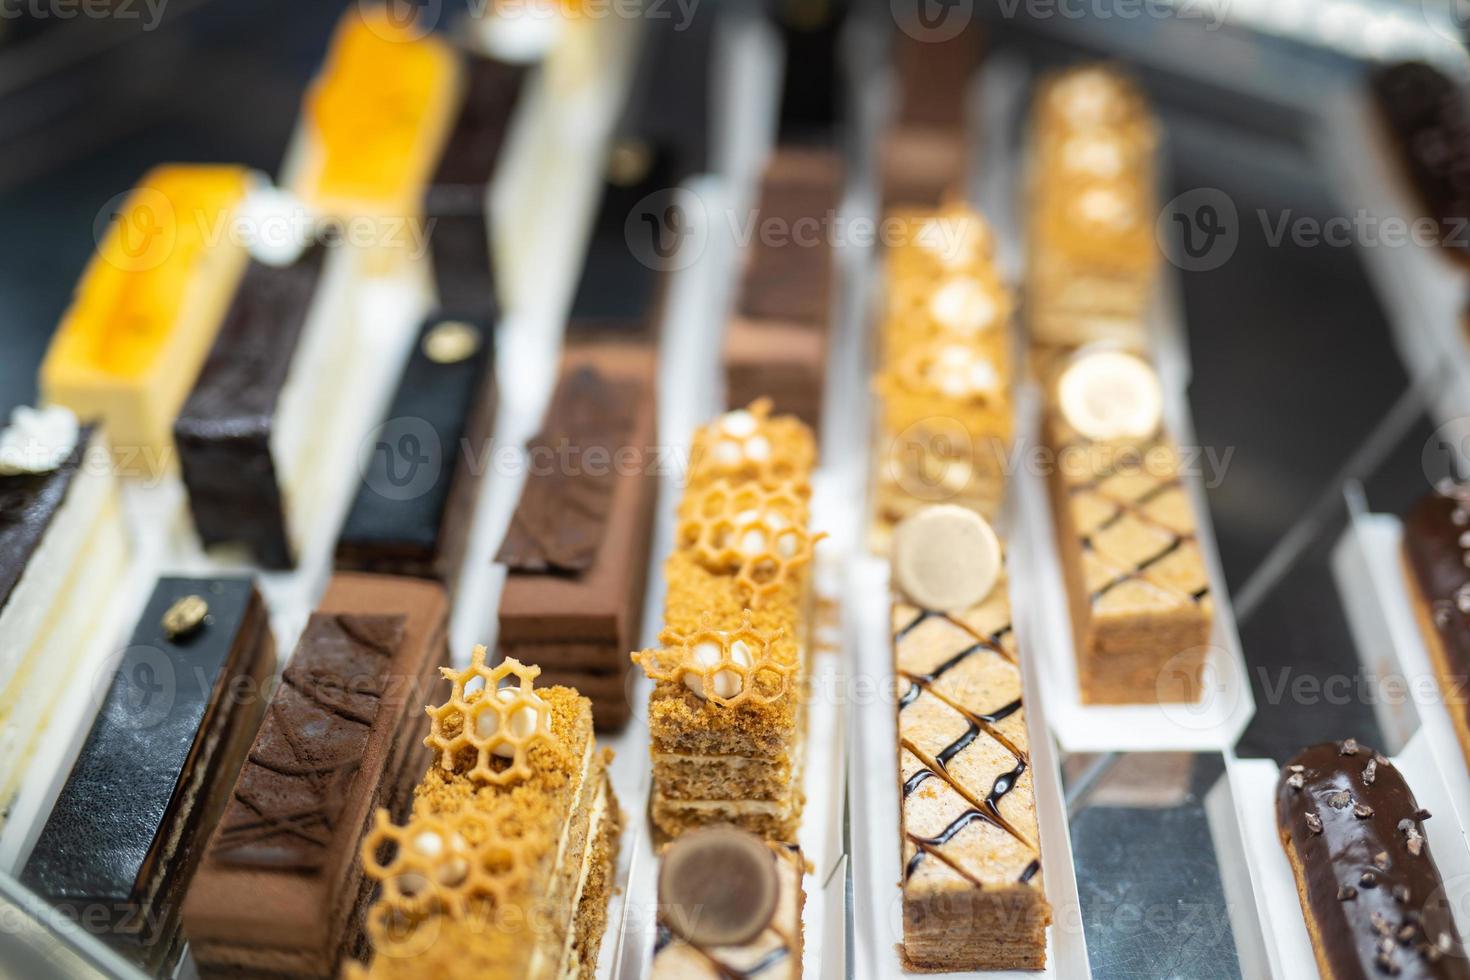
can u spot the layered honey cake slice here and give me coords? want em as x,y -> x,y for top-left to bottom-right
349,653 -> 619,979
1044,349 -> 1212,704
872,204 -> 1013,546
652,828 -> 805,978
1025,64 -> 1159,351
890,506 -> 1051,971
631,404 -> 821,841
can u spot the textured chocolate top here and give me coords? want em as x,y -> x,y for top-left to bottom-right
211,613 -> 405,871
22,577 -> 270,908
498,365 -> 639,574
736,148 -> 843,328
1371,62 -> 1470,255
1404,484 -> 1470,692
0,424 -> 94,610
1276,741 -> 1470,979
175,247 -> 326,568
336,311 -> 496,578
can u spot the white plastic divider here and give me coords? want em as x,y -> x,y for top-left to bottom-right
1330,497 -> 1470,839
1017,372 -> 1255,752
1227,731 -> 1470,980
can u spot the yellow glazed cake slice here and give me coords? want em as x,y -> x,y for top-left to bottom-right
652,829 -> 805,978
293,7 -> 462,223
890,507 -> 1051,970
352,653 -> 619,979
41,165 -> 250,472
872,204 -> 1013,546
1045,349 -> 1212,704
635,404 -> 819,841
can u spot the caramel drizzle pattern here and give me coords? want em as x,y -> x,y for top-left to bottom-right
894,607 -> 1039,886
1070,452 -> 1207,608
213,618 -> 395,864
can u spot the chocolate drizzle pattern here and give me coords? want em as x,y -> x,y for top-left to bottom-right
498,366 -> 641,574
212,613 -> 404,870
1276,741 -> 1470,980
894,596 -> 1041,886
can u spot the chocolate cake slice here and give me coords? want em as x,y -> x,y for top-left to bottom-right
20,577 -> 275,973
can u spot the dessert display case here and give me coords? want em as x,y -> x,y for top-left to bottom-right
8,1 -> 1470,978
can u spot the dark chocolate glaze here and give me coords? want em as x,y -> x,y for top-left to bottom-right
335,311 -> 496,588
175,247 -> 326,569
22,577 -> 272,936
0,424 -> 94,610
613,10 -> 715,181
1276,741 -> 1470,979
424,53 -> 529,317
497,366 -> 639,574
1371,62 -> 1470,262
565,145 -> 678,341
1404,485 -> 1470,713
211,613 -> 404,870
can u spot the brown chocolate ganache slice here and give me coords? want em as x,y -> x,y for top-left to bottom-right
1277,740 -> 1470,980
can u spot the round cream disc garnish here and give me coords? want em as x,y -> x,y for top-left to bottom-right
476,687 -> 548,759
1057,349 -> 1163,442
720,409 -> 757,438
892,505 -> 1002,612
658,827 -> 779,947
684,638 -> 753,700
423,321 -> 482,364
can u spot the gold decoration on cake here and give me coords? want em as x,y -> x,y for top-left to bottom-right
425,650 -> 556,785
687,399 -> 817,492
360,805 -> 546,959
161,595 -> 209,639
632,612 -> 795,707
677,480 -> 821,605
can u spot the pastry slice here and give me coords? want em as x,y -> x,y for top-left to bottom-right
0,409 -> 128,823
335,312 -> 497,595
1045,349 -> 1211,705
1401,481 -> 1470,768
652,828 -> 804,978
724,148 -> 844,430
175,189 -> 359,569
183,574 -> 447,978
41,165 -> 251,472
20,576 -> 276,973
497,348 -> 658,730
348,653 -> 620,979
1277,740 -> 1470,979
890,506 -> 1050,971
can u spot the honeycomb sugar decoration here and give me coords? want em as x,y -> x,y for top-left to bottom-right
632,612 -> 796,707
360,805 -> 547,961
687,399 -> 816,492
425,650 -> 557,785
676,479 -> 822,605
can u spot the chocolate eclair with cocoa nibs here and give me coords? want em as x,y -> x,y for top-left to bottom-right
1277,742 -> 1470,980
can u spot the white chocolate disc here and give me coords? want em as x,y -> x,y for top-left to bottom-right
892,505 -> 1002,612
1057,350 -> 1163,442
684,639 -> 753,700
476,688 -> 546,758
929,277 -> 999,335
